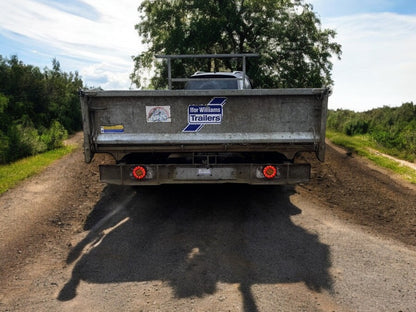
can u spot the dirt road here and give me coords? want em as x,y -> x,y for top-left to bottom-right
0,134 -> 415,311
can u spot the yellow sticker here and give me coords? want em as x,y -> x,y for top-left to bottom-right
100,125 -> 124,133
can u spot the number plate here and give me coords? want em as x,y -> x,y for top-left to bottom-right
197,168 -> 212,176
174,167 -> 236,180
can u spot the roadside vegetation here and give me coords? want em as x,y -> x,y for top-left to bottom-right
0,55 -> 84,194
327,103 -> 416,184
0,55 -> 83,164
0,144 -> 76,195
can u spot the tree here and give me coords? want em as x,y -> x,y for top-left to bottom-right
0,55 -> 83,163
43,58 -> 83,133
131,0 -> 342,89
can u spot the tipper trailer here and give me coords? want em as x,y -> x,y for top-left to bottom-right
81,54 -> 330,185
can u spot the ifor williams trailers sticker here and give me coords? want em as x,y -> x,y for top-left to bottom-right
183,97 -> 227,132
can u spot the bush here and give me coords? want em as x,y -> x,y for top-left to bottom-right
1,121 -> 67,163
0,130 -> 9,163
327,109 -> 356,133
5,124 -> 46,162
343,118 -> 369,136
41,120 -> 68,150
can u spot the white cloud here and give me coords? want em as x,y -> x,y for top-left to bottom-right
81,63 -> 134,89
323,13 -> 416,111
1,0 -> 415,111
0,0 -> 143,89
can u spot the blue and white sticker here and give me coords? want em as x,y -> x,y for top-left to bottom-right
183,97 -> 227,132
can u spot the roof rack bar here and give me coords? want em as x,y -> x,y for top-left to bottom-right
155,54 -> 259,90
155,53 -> 259,59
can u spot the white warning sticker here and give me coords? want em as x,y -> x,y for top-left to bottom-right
146,106 -> 171,123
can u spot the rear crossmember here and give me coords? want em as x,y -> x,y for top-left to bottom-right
99,163 -> 311,185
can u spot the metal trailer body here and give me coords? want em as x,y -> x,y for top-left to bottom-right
80,88 -> 329,185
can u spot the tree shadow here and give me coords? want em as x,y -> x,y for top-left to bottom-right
58,184 -> 333,311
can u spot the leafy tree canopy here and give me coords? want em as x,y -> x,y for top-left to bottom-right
131,0 -> 342,89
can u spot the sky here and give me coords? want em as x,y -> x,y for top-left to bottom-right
0,0 -> 415,112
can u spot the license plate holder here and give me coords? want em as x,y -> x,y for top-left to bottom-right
174,167 -> 236,180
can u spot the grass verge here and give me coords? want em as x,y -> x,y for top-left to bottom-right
0,145 -> 76,195
326,130 -> 416,184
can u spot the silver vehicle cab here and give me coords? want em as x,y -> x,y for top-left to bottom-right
185,71 -> 252,90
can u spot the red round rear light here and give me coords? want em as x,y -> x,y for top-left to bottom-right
263,165 -> 277,179
132,166 -> 147,180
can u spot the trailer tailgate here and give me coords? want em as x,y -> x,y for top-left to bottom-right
81,88 -> 329,162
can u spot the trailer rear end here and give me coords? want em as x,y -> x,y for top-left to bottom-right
81,87 -> 329,185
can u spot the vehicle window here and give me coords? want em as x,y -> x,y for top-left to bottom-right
185,76 -> 239,90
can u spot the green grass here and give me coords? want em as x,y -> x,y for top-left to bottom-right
326,130 -> 416,184
0,145 -> 76,195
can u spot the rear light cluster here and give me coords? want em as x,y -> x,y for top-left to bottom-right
263,165 -> 278,179
132,166 -> 147,180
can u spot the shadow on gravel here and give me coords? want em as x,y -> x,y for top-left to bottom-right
58,184 -> 333,311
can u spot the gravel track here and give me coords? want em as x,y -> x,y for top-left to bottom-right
0,134 -> 415,311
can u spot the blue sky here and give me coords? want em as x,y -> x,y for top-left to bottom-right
309,0 -> 416,111
311,0 -> 416,16
0,0 -> 415,111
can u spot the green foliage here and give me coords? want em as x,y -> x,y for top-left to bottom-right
343,118 -> 369,136
131,0 -> 342,89
41,120 -> 68,150
7,123 -> 46,159
0,130 -> 8,164
326,109 -> 355,133
0,92 -> 8,113
0,55 -> 82,163
327,102 -> 416,161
